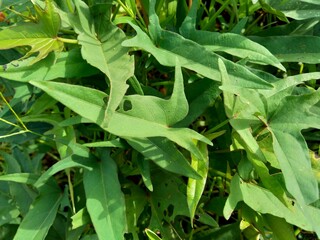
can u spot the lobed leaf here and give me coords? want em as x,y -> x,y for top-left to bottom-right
69,0 -> 134,126
180,0 -> 285,71
224,174 -> 320,234
0,0 -> 64,64
220,56 -> 320,207
123,0 -> 272,90
30,68 -> 212,160
268,91 -> 320,204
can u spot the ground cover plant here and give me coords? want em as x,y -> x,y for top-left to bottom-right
0,0 -> 320,239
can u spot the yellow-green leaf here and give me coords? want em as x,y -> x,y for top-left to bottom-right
0,0 -> 64,64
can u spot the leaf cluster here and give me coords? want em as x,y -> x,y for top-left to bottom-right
0,0 -> 320,239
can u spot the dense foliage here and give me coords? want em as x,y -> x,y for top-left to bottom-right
0,0 -> 320,239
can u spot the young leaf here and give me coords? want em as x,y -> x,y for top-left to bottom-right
83,150 -> 127,240
0,0 -> 64,64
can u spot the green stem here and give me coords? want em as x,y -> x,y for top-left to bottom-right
57,37 -> 78,44
0,130 -> 29,139
0,117 -> 19,128
206,119 -> 229,134
66,0 -> 74,13
116,0 -> 134,18
0,92 -> 28,130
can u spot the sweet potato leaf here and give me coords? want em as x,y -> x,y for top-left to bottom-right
180,0 -> 285,71
224,174 -> 320,235
0,49 -> 99,82
268,90 -> 320,204
220,58 -> 320,205
83,150 -> 126,240
126,137 -> 201,179
122,0 -> 272,90
13,178 -> 63,240
250,35 -> 320,63
261,0 -> 320,20
69,0 -> 134,125
30,66 -> 211,160
187,141 -> 209,225
0,0 -> 64,64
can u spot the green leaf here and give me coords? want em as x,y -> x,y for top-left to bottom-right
30,68 -> 212,160
187,141 -> 209,225
250,36 -> 320,63
219,59 -> 291,202
0,0 -> 64,64
268,91 -> 320,204
261,0 -> 320,20
83,150 -> 126,240
34,153 -> 94,189
0,193 -> 20,226
124,182 -> 148,239
0,49 -> 99,82
13,178 -> 63,240
119,65 -> 188,126
149,171 -> 189,238
71,208 -> 91,229
224,174 -> 319,233
82,139 -> 126,148
220,57 -> 320,205
122,0 -> 272,90
180,0 -> 285,71
263,214 -> 296,240
127,137 -> 201,179
70,0 -> 134,125
134,151 -> 153,191
30,80 -> 108,126
175,78 -> 221,127
145,229 -> 162,240
0,173 -> 38,186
